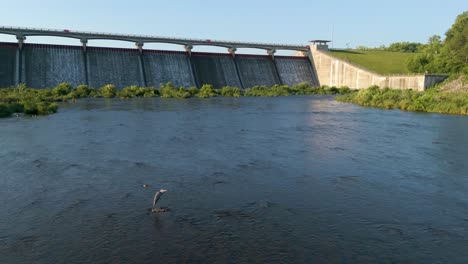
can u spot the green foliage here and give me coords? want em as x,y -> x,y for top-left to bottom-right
188,87 -> 199,96
406,12 -> 467,74
0,103 -> 12,117
52,82 -> 73,96
143,88 -> 159,97
220,86 -> 242,97
0,82 -> 357,119
159,83 -> 191,99
73,85 -> 91,98
119,86 -> 146,98
99,84 -> 117,98
337,85 -> 468,115
386,42 -> 424,53
197,84 -> 217,98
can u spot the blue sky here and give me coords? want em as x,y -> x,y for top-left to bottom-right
0,0 -> 465,54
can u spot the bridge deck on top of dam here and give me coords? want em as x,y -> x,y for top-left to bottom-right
0,26 -> 309,52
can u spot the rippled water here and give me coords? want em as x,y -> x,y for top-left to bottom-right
1,96 -> 467,263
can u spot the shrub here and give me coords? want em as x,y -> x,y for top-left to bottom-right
74,85 -> 91,98
197,84 -> 217,98
188,87 -> 199,96
220,86 -> 241,97
143,88 -> 159,97
99,84 -> 117,98
53,82 -> 73,96
0,103 -> 12,117
22,100 -> 38,115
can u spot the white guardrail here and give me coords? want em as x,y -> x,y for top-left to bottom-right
0,26 -> 308,50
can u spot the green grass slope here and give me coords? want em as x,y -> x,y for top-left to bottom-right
328,50 -> 418,75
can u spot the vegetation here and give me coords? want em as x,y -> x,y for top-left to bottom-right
406,12 -> 467,75
337,85 -> 468,115
98,84 -> 117,98
0,82 -> 352,118
328,50 -> 416,74
355,42 -> 425,53
339,11 -> 467,76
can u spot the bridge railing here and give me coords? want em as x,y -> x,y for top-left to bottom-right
0,25 -> 307,50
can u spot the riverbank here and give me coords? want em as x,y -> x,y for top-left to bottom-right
336,83 -> 468,115
0,82 -> 351,118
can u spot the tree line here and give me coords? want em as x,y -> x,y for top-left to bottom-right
354,11 -> 467,75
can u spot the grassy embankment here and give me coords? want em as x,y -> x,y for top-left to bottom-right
328,50 -> 417,74
0,82 -> 352,118
336,78 -> 468,115
327,50 -> 468,115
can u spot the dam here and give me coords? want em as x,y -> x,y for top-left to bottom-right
0,26 -> 446,90
0,26 -> 318,89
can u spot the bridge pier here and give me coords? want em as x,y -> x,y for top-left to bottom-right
267,49 -> 283,85
135,42 -> 147,87
229,47 -> 245,89
16,35 -> 26,85
185,44 -> 199,88
81,38 -> 89,86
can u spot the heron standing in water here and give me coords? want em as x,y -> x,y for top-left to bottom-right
152,189 -> 169,213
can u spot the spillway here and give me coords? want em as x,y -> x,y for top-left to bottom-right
191,53 -> 242,88
0,41 -> 320,89
236,55 -> 281,88
143,51 -> 195,88
87,47 -> 143,88
0,43 -> 17,87
21,44 -> 86,88
275,57 -> 319,86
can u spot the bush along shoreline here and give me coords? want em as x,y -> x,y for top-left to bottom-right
336,85 -> 468,115
0,82 -> 351,118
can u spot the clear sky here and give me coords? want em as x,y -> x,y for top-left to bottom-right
0,0 -> 466,54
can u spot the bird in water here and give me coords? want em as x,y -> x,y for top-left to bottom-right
151,189 -> 170,213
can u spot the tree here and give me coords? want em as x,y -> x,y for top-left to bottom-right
406,12 -> 468,74
441,11 -> 468,74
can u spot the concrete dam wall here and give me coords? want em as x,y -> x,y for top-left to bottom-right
0,43 -> 17,87
310,46 -> 447,91
22,44 -> 86,88
0,42 -> 319,89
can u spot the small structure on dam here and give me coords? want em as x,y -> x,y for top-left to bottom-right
0,26 -> 446,90
0,26 -> 318,89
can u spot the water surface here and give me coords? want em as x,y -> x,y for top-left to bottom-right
1,96 -> 467,263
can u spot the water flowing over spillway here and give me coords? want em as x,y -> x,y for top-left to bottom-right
0,42 -> 319,89
143,51 -> 195,88
87,48 -> 143,88
191,53 -> 242,88
0,44 -> 17,87
236,55 -> 281,88
275,57 -> 319,86
22,45 -> 86,88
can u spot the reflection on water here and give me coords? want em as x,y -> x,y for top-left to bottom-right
1,96 -> 467,263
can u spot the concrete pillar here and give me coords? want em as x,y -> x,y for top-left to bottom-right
16,35 -> 26,84
228,47 -> 245,89
184,44 -> 199,88
80,38 -> 88,52
267,48 -> 276,60
135,42 -> 147,87
81,39 -> 89,86
267,49 -> 283,85
135,42 -> 144,54
184,44 -> 193,57
228,47 -> 237,58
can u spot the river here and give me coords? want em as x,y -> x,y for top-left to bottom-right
1,96 -> 467,263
